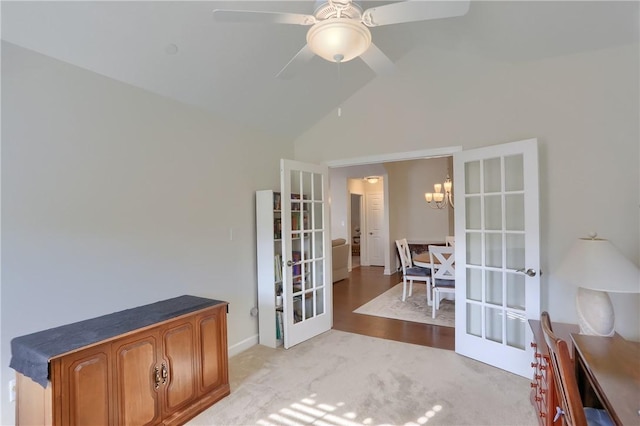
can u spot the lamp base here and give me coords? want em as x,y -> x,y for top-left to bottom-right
575,287 -> 615,336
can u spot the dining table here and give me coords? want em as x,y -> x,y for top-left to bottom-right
413,252 -> 434,268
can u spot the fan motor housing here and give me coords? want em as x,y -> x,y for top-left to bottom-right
313,0 -> 363,20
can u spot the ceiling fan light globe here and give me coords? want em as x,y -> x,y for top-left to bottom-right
306,18 -> 371,63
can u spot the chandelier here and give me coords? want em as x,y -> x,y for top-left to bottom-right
424,175 -> 454,209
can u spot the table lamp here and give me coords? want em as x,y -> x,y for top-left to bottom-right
556,233 -> 640,336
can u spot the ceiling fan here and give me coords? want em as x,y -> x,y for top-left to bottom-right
213,0 -> 470,78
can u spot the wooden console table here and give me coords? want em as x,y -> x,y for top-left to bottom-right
11,295 -> 229,426
571,333 -> 640,425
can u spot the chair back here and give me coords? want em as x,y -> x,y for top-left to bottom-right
395,238 -> 414,272
540,312 -> 587,426
445,236 -> 456,247
428,245 -> 455,284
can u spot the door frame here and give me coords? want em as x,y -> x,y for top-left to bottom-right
327,146 -> 462,275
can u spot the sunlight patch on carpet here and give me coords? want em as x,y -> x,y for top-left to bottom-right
256,393 -> 444,426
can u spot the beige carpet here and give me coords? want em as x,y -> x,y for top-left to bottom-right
353,283 -> 455,328
188,330 -> 537,426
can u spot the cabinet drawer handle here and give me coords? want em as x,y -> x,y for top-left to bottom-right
161,363 -> 168,385
154,366 -> 161,390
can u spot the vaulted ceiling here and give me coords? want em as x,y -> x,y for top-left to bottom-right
2,1 -> 638,141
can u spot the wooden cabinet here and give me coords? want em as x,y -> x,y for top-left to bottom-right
528,319 -> 579,426
14,297 -> 229,426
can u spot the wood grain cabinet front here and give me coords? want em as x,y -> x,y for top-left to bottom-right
53,341 -> 113,425
16,301 -> 229,426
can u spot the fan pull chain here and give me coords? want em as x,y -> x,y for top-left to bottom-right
335,54 -> 344,118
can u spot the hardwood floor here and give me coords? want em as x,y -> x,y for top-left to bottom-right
332,265 -> 455,350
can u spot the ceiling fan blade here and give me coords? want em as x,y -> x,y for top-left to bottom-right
359,43 -> 396,76
362,1 -> 470,27
276,44 -> 316,79
212,9 -> 316,26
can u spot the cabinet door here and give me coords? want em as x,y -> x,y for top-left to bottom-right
196,305 -> 229,395
161,318 -> 197,416
53,342 -> 112,425
113,331 -> 162,426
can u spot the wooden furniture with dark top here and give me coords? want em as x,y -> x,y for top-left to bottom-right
571,333 -> 640,426
13,296 -> 229,426
528,319 -> 579,426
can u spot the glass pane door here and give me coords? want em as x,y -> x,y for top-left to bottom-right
281,159 -> 332,348
455,139 -> 540,378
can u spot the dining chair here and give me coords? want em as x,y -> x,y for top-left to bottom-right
540,312 -> 613,426
395,239 -> 431,302
445,235 -> 455,247
428,245 -> 455,318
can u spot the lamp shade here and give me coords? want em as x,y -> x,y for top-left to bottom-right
307,18 -> 372,63
556,237 -> 640,293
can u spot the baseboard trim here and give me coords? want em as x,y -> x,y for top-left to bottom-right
228,334 -> 258,357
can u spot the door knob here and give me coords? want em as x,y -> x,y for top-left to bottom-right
287,260 -> 293,267
516,268 -> 537,277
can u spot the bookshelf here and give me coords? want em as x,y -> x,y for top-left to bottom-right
256,189 -> 312,347
256,190 -> 283,347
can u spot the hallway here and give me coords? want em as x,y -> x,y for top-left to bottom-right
332,266 -> 455,351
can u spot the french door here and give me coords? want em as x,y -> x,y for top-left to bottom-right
453,139 -> 540,377
281,159 -> 332,348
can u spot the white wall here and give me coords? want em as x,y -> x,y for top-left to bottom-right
296,43 -> 640,340
385,158 -> 451,244
1,42 -> 291,425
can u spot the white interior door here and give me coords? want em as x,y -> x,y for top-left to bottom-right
454,139 -> 540,378
281,159 -> 332,348
365,192 -> 385,266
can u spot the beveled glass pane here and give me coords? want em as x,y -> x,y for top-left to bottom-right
485,307 -> 503,343
506,233 -> 525,270
506,272 -> 525,310
483,158 -> 502,193
303,261 -> 313,290
506,311 -> 526,349
505,154 -> 524,192
484,195 -> 502,230
313,202 -> 323,230
466,196 -> 481,229
505,194 -> 524,231
315,288 -> 325,316
467,268 -> 482,302
313,231 -> 324,259
466,303 -> 482,337
313,259 -> 324,285
291,249 -> 303,287
467,232 -> 482,266
485,233 -> 502,268
293,295 -> 302,324
290,170 -> 301,195
300,171 -> 312,199
486,270 -> 503,306
304,293 -> 314,319
465,161 -> 481,194
312,173 -> 323,201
